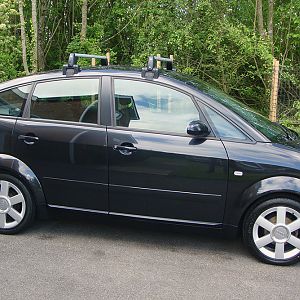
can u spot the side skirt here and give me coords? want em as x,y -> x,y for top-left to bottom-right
48,204 -> 222,228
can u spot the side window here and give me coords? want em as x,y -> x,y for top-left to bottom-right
0,85 -> 31,117
203,105 -> 249,141
114,79 -> 199,134
31,79 -> 99,124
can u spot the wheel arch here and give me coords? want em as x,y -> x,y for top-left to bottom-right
238,191 -> 300,232
236,176 -> 300,233
0,154 -> 48,219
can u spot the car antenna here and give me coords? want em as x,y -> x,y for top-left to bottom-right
63,53 -> 109,76
142,55 -> 174,79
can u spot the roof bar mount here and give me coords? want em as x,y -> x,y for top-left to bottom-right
63,53 -> 109,76
142,55 -> 174,79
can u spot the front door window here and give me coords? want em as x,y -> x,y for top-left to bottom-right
114,79 -> 200,135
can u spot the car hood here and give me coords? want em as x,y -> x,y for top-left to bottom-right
276,136 -> 300,151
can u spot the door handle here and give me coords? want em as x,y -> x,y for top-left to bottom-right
18,135 -> 39,145
113,144 -> 137,155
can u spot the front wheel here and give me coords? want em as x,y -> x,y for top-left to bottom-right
243,198 -> 300,265
0,175 -> 35,234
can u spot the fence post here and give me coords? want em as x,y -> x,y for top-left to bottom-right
91,58 -> 96,67
106,50 -> 111,66
157,54 -> 161,69
269,58 -> 280,122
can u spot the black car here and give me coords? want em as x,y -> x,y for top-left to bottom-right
0,54 -> 299,265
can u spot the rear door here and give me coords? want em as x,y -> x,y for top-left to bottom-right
12,78 -> 108,212
107,78 -> 228,224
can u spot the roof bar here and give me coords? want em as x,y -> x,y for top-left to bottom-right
148,56 -> 173,71
142,55 -> 174,79
68,53 -> 108,67
63,53 -> 109,76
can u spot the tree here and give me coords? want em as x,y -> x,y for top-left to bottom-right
256,0 -> 265,38
31,0 -> 38,72
37,0 -> 46,70
0,0 -> 299,125
268,0 -> 274,53
18,0 -> 29,75
0,0 -> 20,81
81,0 -> 88,41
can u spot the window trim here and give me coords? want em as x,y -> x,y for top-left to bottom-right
110,76 -> 215,138
22,77 -> 102,126
14,116 -> 105,129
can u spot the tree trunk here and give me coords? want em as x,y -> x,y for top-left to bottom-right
256,0 -> 265,38
38,0 -> 46,70
80,0 -> 88,41
18,0 -> 29,75
31,0 -> 38,72
268,0 -> 274,54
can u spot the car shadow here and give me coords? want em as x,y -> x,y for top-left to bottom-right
22,209 -> 251,260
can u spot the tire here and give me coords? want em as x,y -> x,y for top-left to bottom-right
243,198 -> 300,265
0,174 -> 35,234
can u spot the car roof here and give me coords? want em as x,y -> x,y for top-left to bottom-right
0,67 -> 268,142
0,68 -> 136,89
0,66 -> 198,91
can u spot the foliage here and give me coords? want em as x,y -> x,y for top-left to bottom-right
0,0 -> 22,80
0,0 -> 299,128
281,101 -> 300,134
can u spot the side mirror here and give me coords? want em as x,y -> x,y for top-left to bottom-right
187,120 -> 210,137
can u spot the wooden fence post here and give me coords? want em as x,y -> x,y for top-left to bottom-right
91,58 -> 96,67
106,50 -> 111,66
157,54 -> 161,69
269,58 -> 280,122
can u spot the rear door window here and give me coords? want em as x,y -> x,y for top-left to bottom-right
30,79 -> 99,124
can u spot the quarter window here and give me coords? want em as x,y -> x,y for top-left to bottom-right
31,79 -> 99,124
0,85 -> 31,117
203,106 -> 249,141
114,79 -> 199,134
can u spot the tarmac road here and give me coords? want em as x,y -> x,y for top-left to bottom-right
0,211 -> 299,300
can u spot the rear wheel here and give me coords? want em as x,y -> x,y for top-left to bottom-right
0,175 -> 35,234
243,198 -> 300,265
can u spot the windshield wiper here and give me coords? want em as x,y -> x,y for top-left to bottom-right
273,122 -> 299,141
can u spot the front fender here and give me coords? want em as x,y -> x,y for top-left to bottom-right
0,154 -> 47,218
242,176 -> 300,204
224,176 -> 300,229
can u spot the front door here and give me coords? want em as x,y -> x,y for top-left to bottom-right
108,79 -> 228,224
12,78 -> 108,212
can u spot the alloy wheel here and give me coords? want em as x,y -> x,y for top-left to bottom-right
253,206 -> 300,260
0,180 -> 26,229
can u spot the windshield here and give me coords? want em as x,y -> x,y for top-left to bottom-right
167,72 -> 288,143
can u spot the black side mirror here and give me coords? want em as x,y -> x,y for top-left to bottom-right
187,120 -> 210,137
